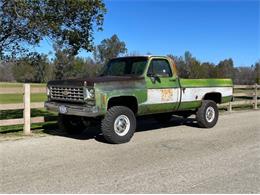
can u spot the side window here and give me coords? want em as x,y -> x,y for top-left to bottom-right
147,59 -> 172,77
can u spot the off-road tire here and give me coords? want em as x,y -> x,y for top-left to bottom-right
101,106 -> 136,144
58,114 -> 86,135
196,100 -> 218,128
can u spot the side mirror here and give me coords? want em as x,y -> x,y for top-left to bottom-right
150,76 -> 156,83
148,73 -> 159,83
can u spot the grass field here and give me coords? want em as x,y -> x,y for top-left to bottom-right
0,82 -> 47,104
0,82 -> 46,88
0,93 -> 47,104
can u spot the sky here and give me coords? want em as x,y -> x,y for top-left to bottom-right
34,0 -> 260,67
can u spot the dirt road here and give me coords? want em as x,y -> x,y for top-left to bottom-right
1,110 -> 259,193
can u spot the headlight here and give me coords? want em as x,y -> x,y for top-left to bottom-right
85,88 -> 95,99
46,87 -> 50,96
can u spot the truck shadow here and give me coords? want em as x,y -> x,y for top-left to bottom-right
42,115 -> 199,143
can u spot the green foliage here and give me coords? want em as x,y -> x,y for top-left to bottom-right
53,45 -> 74,80
70,57 -> 99,78
93,34 -> 128,65
0,61 -> 15,81
53,45 -> 100,80
168,52 -> 259,84
200,62 -> 216,78
12,61 -> 35,82
0,0 -> 106,58
169,52 -> 213,79
255,61 -> 260,84
11,52 -> 52,82
215,58 -> 235,79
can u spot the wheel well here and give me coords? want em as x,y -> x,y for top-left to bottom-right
108,96 -> 138,114
203,92 -> 222,104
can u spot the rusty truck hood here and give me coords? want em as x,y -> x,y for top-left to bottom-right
47,76 -> 144,87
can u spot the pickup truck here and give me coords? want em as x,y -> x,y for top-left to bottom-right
45,56 -> 233,143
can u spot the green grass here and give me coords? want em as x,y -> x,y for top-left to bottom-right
0,93 -> 47,104
0,121 -> 57,134
0,108 -> 57,134
0,108 -> 56,120
0,82 -> 47,104
0,82 -> 46,88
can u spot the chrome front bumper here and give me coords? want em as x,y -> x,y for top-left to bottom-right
44,101 -> 101,117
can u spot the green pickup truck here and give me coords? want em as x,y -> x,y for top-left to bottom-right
45,56 -> 233,143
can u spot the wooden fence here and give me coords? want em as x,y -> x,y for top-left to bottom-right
0,83 -> 259,134
0,84 -> 46,135
219,84 -> 259,111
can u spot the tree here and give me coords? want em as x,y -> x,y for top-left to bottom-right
254,61 -> 260,84
167,54 -> 189,78
11,52 -> 52,82
200,62 -> 216,78
93,34 -> 127,65
176,51 -> 203,79
189,59 -> 203,79
0,60 -> 15,81
53,45 -> 74,80
70,57 -> 99,78
31,53 -> 53,82
0,0 -> 106,58
215,58 -> 235,79
53,44 -> 101,80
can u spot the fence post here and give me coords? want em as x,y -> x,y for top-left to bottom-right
254,83 -> 258,109
23,84 -> 31,135
227,102 -> 232,112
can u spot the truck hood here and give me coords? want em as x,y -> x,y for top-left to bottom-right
47,76 -> 144,87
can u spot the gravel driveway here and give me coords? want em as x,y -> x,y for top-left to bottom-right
1,110 -> 259,193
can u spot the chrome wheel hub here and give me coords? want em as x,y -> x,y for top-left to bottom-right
114,115 -> 130,136
206,106 -> 215,123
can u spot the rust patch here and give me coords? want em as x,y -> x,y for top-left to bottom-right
161,89 -> 173,101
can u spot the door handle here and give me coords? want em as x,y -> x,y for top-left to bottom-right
169,78 -> 176,82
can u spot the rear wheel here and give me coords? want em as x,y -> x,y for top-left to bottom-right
101,106 -> 136,144
196,100 -> 218,128
58,114 -> 86,135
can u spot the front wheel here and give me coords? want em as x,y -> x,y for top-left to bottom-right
196,100 -> 219,128
101,106 -> 136,144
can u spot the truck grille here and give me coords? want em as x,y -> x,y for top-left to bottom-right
50,86 -> 84,103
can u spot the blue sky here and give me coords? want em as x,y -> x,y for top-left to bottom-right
34,0 -> 260,67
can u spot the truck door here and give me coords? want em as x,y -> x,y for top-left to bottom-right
144,58 -> 180,114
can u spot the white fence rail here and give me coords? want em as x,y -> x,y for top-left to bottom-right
0,84 -> 46,134
219,84 -> 259,111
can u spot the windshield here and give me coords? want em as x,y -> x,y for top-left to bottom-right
101,57 -> 148,76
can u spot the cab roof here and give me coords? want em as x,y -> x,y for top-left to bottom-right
111,55 -> 168,59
